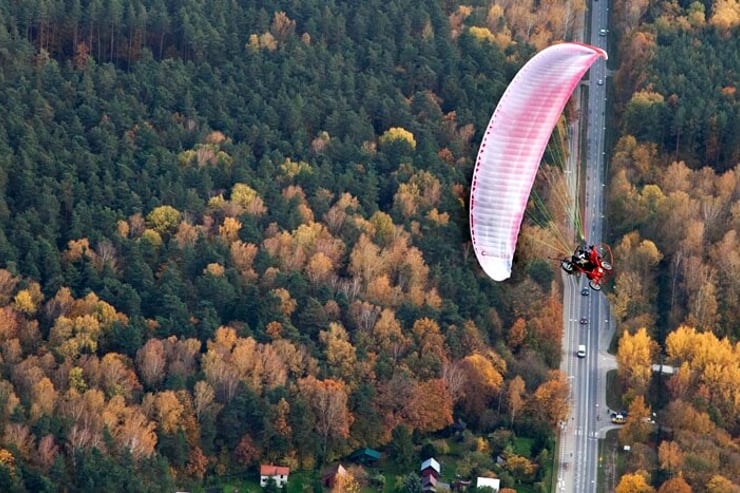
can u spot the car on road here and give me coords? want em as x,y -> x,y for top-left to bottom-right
597,79 -> 604,85
580,317 -> 588,325
576,344 -> 586,358
611,413 -> 626,424
581,287 -> 590,296
599,28 -> 607,36
611,411 -> 629,424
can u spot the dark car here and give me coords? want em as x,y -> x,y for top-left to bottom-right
580,318 -> 588,325
581,287 -> 590,296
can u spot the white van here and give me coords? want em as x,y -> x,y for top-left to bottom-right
577,344 -> 586,358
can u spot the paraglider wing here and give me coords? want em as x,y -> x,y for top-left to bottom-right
469,42 -> 607,281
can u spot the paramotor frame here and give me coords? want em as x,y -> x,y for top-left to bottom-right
560,243 -> 613,290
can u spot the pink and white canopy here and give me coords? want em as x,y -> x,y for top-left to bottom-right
469,42 -> 607,281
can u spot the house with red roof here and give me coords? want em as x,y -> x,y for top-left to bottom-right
260,464 -> 290,488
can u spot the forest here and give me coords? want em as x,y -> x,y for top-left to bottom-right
0,0 -> 737,492
605,0 -> 739,492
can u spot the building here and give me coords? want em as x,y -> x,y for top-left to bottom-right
322,463 -> 347,488
476,477 -> 500,492
422,474 -> 438,493
260,464 -> 290,488
349,447 -> 381,465
420,457 -> 441,478
421,458 -> 450,492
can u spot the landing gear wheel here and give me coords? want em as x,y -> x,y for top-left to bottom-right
601,261 -> 613,271
561,260 -> 575,273
589,280 -> 602,291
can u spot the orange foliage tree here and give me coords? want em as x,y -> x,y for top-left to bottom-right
616,470 -> 655,493
298,376 -> 353,458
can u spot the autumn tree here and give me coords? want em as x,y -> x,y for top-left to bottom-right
617,327 -> 658,399
405,317 -> 448,378
441,360 -> 467,406
609,232 -> 663,326
504,452 -> 538,483
319,323 -> 358,383
525,293 -> 564,366
60,389 -> 106,453
29,377 -> 57,422
370,308 -> 409,368
616,470 -> 656,493
530,370 -> 570,429
142,390 -> 184,435
711,231 -> 740,337
3,423 -> 34,461
193,380 -> 221,424
507,375 -> 526,428
392,170 -> 442,218
507,318 -> 527,352
185,446 -> 208,480
218,216 -> 242,243
373,374 -> 418,442
97,353 -> 141,401
618,396 -> 653,446
272,398 -> 292,438
202,327 -> 288,401
234,433 -> 260,467
162,336 -> 201,381
379,127 -> 416,150
34,434 -> 58,472
331,469 -> 361,493
136,338 -> 167,389
657,476 -> 691,493
458,352 -> 504,420
146,205 -> 181,235
230,183 -> 267,216
0,270 -> 19,306
270,11 -> 296,43
658,441 -> 684,476
705,475 -> 738,493
404,379 -> 453,433
102,395 -> 157,460
664,325 -> 740,425
230,241 -> 259,282
298,376 -> 353,459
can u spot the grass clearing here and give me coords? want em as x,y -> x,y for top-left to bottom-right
606,369 -> 622,411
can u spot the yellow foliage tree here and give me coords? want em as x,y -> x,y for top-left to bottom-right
146,205 -> 181,235
219,217 -> 242,242
0,448 -> 16,476
305,252 -> 335,284
459,352 -> 504,416
319,323 -> 358,382
13,290 -> 36,316
617,327 -> 658,397
469,26 -> 495,43
146,390 -> 184,435
102,395 -> 157,460
30,377 -> 57,422
705,475 -> 737,493
231,183 -> 267,216
379,127 -> 416,150
709,0 -> 740,31
616,470 -> 656,493
618,396 -> 653,445
658,440 -> 684,474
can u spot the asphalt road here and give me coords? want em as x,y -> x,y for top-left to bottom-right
557,1 -> 612,492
